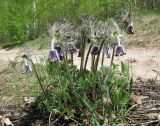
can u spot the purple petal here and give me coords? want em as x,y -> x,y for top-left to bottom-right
68,43 -> 77,53
55,46 -> 64,60
48,50 -> 60,62
23,65 -> 32,73
91,46 -> 99,55
127,26 -> 134,34
115,45 -> 126,56
104,47 -> 111,58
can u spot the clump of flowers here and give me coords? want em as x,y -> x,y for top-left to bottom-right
22,54 -> 32,73
48,20 -> 77,64
10,16 -> 134,126
13,48 -> 33,74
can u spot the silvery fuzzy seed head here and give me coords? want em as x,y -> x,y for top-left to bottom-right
16,47 -> 33,61
48,20 -> 76,43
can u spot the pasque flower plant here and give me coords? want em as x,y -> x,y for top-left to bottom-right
10,15 -> 134,126
22,55 -> 32,73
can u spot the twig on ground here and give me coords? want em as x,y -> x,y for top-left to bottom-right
48,112 -> 52,126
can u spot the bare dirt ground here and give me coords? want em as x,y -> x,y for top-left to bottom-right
0,47 -> 159,80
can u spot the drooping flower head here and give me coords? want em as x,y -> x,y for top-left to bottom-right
104,47 -> 111,58
109,30 -> 126,57
115,45 -> 126,56
68,43 -> 77,54
48,50 -> 60,62
23,64 -> 32,73
127,21 -> 134,34
48,20 -> 77,60
54,46 -> 64,60
22,53 -> 32,73
91,44 -> 99,55
113,32 -> 126,57
14,48 -> 33,74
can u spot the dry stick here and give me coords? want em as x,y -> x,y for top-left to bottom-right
94,40 -> 105,73
48,112 -> 52,126
110,44 -> 116,68
84,44 -> 92,70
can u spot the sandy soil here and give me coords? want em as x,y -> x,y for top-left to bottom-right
0,47 -> 160,81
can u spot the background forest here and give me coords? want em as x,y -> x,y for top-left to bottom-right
0,0 -> 160,45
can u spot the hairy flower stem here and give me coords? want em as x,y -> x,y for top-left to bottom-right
80,36 -> 86,73
29,59 -> 48,101
110,44 -> 116,68
63,58 -> 72,106
84,44 -> 92,70
91,55 -> 96,72
94,40 -> 105,73
91,86 -> 96,102
101,49 -> 105,66
64,57 -> 72,82
71,53 -> 73,66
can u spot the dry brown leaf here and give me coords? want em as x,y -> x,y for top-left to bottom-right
130,94 -> 142,104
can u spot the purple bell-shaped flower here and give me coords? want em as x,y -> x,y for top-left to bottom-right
55,46 -> 64,60
48,50 -> 60,62
68,43 -> 77,53
24,65 -> 32,73
127,22 -> 134,34
104,47 -> 111,58
23,58 -> 32,73
115,45 -> 126,56
91,45 -> 99,55
115,35 -> 126,57
127,26 -> 134,34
